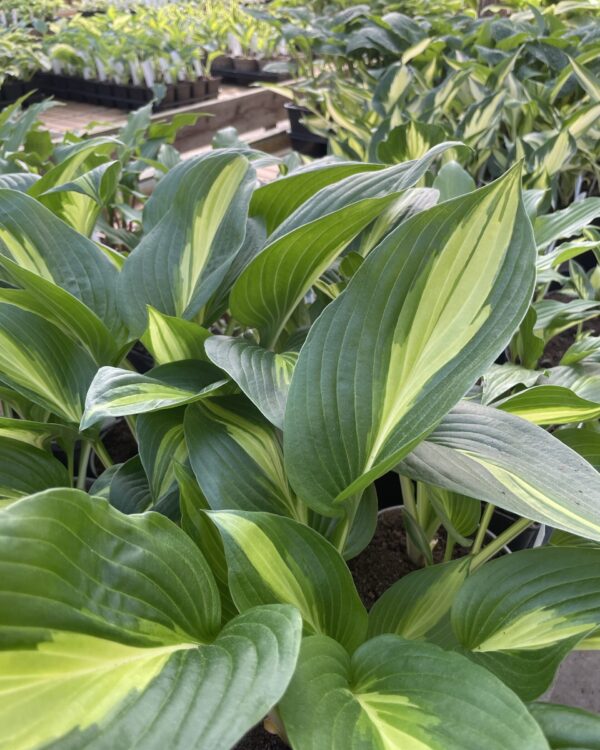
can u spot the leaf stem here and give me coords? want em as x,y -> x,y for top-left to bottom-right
94,439 -> 114,470
471,503 -> 495,555
76,441 -> 93,490
470,517 -> 532,571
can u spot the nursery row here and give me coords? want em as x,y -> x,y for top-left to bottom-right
0,76 -> 599,747
0,0 -> 289,110
264,0 -> 600,205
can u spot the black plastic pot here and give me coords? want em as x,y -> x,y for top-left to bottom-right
233,57 -> 260,73
488,507 -> 551,550
175,81 -> 193,103
285,102 -> 329,157
211,55 -> 287,86
207,76 -> 221,97
377,471 -> 549,552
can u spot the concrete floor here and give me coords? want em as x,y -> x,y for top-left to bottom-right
541,651 -> 600,713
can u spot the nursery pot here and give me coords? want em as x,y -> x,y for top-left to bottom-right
206,76 -> 221,98
212,54 -> 233,71
284,102 -> 329,157
488,507 -> 550,551
232,57 -> 260,73
175,81 -> 193,103
191,78 -> 207,100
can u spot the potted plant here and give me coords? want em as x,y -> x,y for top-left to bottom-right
0,142 -> 598,749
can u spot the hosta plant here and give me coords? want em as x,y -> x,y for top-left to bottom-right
0,145 -> 599,749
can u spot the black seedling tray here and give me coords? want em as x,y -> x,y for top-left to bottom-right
30,73 -> 221,111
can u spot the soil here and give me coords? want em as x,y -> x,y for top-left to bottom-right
540,316 -> 600,368
234,725 -> 288,750
100,419 -> 138,465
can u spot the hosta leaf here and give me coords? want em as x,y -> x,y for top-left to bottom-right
108,455 -> 153,514
398,401 -> 600,543
0,416 -> 77,450
250,161 -> 382,235
368,559 -> 470,640
481,363 -> 541,404
555,427 -> 600,470
232,147 -> 457,346
451,547 -> 600,698
142,307 -> 210,365
432,160 -> 476,201
0,258 -> 119,364
118,151 -> 255,336
0,303 -> 97,423
205,336 -> 297,428
529,702 -> 600,749
569,56 -> 600,102
0,437 -> 69,502
377,120 -> 447,163
285,165 -> 535,515
0,173 -> 39,192
37,160 -> 121,236
28,136 -> 119,199
559,335 -> 600,365
185,396 -> 302,519
177,463 -> 237,622
137,407 -> 187,501
0,188 -> 125,340
497,385 -> 600,425
210,510 -> 367,651
81,360 -> 228,430
534,197 -> 600,249
279,635 -> 548,750
425,484 -> 481,544
534,299 -> 600,341
0,489 -> 302,750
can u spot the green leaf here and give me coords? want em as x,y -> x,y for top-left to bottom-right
108,455 -> 153,514
142,307 -> 210,365
529,702 -> 600,749
118,151 -> 255,336
433,160 -> 476,201
0,188 -> 125,341
37,160 -> 121,236
205,336 -> 296,429
28,136 -> 119,199
0,437 -> 69,502
0,416 -> 77,450
185,396 -> 302,520
279,635 -> 548,750
210,510 -> 367,651
377,120 -> 447,163
368,559 -> 470,640
0,258 -> 120,364
425,484 -> 481,545
0,489 -> 302,750
555,427 -> 600,470
534,198 -> 600,249
137,407 -> 188,501
0,303 -> 97,423
81,360 -> 228,430
250,161 -> 382,235
178,463 -> 237,623
285,165 -> 535,515
482,363 -> 541,404
232,147 -> 458,347
451,547 -> 600,699
569,56 -> 600,102
497,385 -> 600,425
559,335 -> 600,365
398,401 -> 600,543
